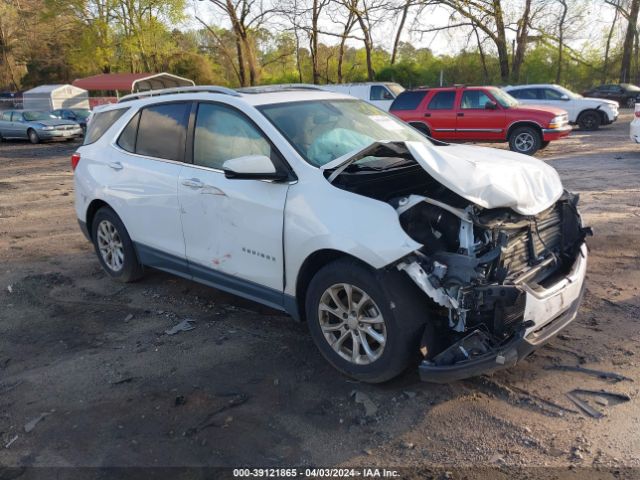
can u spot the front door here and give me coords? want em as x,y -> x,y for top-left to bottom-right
455,89 -> 506,141
178,102 -> 289,304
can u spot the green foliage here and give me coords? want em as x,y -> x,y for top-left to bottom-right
0,0 -> 632,93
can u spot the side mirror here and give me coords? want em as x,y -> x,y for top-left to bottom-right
222,154 -> 287,181
485,100 -> 498,110
560,95 -> 570,101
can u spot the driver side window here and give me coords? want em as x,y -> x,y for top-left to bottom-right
193,103 -> 272,170
461,90 -> 492,109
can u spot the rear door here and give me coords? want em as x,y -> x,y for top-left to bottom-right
109,102 -> 191,272
423,90 -> 458,140
178,102 -> 290,300
455,89 -> 505,141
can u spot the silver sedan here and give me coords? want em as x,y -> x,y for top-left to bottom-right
0,110 -> 83,143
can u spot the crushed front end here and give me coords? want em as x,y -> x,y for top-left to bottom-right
393,192 -> 592,382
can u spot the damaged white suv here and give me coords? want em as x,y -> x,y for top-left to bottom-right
73,86 -> 591,383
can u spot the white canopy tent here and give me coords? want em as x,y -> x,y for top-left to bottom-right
23,84 -> 90,111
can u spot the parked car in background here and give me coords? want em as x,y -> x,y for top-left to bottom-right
390,85 -> 570,155
0,110 -> 83,143
321,82 -> 405,111
504,84 -> 619,131
630,103 -> 640,143
51,108 -> 91,131
72,85 -> 590,383
582,83 -> 640,109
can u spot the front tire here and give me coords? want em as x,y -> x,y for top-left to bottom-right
305,258 -> 433,383
508,126 -> 541,155
28,129 -> 40,144
578,111 -> 601,130
91,207 -> 144,283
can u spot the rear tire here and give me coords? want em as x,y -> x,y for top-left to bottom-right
577,111 -> 601,131
305,258 -> 435,383
508,126 -> 541,155
28,129 -> 39,144
91,207 -> 144,283
625,97 -> 636,109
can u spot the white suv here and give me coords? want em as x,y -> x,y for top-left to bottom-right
73,86 -> 590,383
504,84 -> 619,130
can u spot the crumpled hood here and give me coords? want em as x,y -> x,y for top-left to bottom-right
405,142 -> 563,216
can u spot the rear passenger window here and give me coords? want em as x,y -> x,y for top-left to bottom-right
135,102 -> 190,161
427,91 -> 456,110
511,88 -> 539,100
193,103 -> 272,170
117,112 -> 140,153
390,91 -> 427,110
83,108 -> 128,145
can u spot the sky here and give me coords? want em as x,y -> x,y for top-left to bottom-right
188,0 -> 619,57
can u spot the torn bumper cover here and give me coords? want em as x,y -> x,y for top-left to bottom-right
418,242 -> 588,383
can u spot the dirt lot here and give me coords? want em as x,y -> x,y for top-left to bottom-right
1,115 -> 639,478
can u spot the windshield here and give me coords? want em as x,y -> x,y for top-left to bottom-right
386,83 -> 405,97
23,111 -> 55,121
555,85 -> 582,99
259,100 -> 428,167
489,88 -> 520,108
71,109 -> 91,119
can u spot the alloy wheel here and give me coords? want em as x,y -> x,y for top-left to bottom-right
96,219 -> 125,272
318,283 -> 387,365
514,132 -> 535,153
626,97 -> 636,109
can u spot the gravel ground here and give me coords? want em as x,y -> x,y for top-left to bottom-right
0,116 -> 639,478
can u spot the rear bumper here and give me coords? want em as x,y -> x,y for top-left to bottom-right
419,243 -> 588,383
542,125 -> 572,141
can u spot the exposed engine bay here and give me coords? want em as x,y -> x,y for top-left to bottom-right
326,142 -> 592,371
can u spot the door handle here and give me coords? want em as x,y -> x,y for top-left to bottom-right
457,112 -> 464,117
181,178 -> 204,189
424,112 -> 431,117
108,161 -> 123,171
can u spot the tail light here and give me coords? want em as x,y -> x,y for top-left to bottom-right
635,109 -> 640,118
71,153 -> 81,171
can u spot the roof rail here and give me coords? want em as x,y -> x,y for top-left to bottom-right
118,85 -> 241,103
236,83 -> 325,94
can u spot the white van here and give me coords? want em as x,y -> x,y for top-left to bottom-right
321,82 -> 404,111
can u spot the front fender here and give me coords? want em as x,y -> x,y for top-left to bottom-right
283,178 -> 421,296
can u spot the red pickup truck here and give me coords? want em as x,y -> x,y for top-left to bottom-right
389,86 -> 571,155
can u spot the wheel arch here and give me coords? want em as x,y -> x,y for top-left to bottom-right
85,199 -> 114,240
293,249 -> 376,322
408,121 -> 431,135
577,108 -> 605,123
506,121 -> 543,140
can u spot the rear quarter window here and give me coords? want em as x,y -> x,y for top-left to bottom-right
390,91 -> 428,111
83,108 -> 128,145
